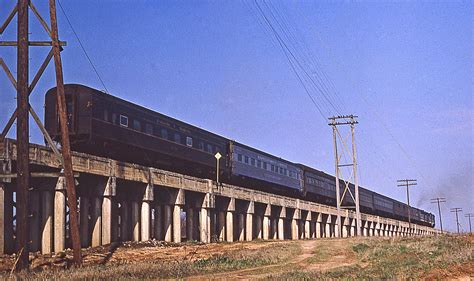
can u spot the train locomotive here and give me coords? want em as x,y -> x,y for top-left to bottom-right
44,84 -> 435,227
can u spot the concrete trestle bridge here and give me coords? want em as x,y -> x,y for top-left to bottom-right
0,139 -> 439,255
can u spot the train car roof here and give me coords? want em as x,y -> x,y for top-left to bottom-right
50,84 -> 231,143
231,140 -> 301,167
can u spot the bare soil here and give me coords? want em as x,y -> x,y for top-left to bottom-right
0,234 -> 472,279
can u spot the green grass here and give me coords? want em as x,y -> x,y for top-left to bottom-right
278,234 -> 473,280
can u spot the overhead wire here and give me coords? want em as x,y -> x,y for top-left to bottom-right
57,0 -> 109,94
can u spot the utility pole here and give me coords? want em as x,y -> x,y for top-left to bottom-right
430,197 -> 446,232
450,208 -> 462,234
464,213 -> 473,233
15,0 -> 30,270
0,0 -> 82,269
329,115 -> 361,237
397,179 -> 417,230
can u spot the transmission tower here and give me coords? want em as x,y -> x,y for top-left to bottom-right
329,114 -> 361,237
0,0 -> 82,269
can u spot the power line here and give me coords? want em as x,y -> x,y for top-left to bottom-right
57,0 -> 109,94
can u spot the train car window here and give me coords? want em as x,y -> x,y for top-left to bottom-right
186,137 -> 193,147
237,154 -> 242,162
133,120 -> 141,131
103,109 -> 109,122
263,162 -> 268,170
198,141 -> 204,150
145,123 -> 153,135
119,115 -> 128,127
112,113 -> 117,125
251,158 -> 255,166
244,156 -> 249,164
270,165 -> 275,172
161,128 -> 168,139
257,160 -> 261,168
174,133 -> 181,144
206,144 -> 212,153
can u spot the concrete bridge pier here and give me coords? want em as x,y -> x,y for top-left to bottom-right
315,213 -> 322,238
199,193 -> 213,243
291,208 -> 300,240
350,219 -> 356,237
245,201 -> 254,241
226,198 -> 235,242
277,207 -> 286,240
120,200 -> 130,242
54,177 -> 67,251
262,204 -> 271,240
140,184 -> 154,242
40,186 -> 53,254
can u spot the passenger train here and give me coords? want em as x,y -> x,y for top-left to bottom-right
44,84 -> 435,227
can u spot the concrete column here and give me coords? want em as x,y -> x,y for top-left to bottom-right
199,193 -> 213,243
325,216 -> 331,238
102,177 -> 116,245
172,205 -> 181,242
304,220 -> 310,239
245,201 -> 254,241
272,218 -> 278,239
200,207 -> 211,243
218,211 -> 225,241
172,189 -> 184,243
91,197 -> 102,247
350,219 -> 356,237
246,213 -> 253,241
262,204 -> 270,240
131,201 -> 140,241
342,217 -> 348,238
255,215 -> 262,239
29,191 -> 40,252
363,221 -> 368,237
54,178 -> 66,252
154,204 -> 162,240
291,209 -> 300,240
141,202 -> 151,241
263,216 -> 270,240
278,207 -> 286,240
226,198 -> 235,242
164,205 -> 172,242
315,213 -> 322,239
238,213 -> 245,241
41,190 -> 53,254
120,201 -> 129,242
186,207 -> 194,241
141,184 -> 153,242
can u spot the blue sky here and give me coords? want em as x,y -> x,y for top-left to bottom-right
0,0 -> 472,232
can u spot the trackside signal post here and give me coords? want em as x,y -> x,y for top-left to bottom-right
0,0 -> 82,269
329,115 -> 361,237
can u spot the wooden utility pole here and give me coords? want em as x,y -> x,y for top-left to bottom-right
329,115 -> 361,237
430,197 -> 446,232
465,213 -> 473,233
49,0 -> 82,265
397,179 -> 417,230
450,208 -> 462,234
15,0 -> 30,270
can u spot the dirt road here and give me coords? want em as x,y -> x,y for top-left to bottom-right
190,238 -> 358,279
